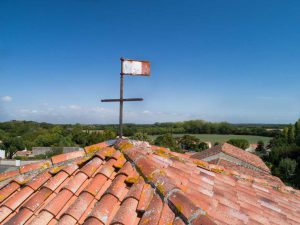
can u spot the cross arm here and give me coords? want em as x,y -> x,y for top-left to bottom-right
101,98 -> 143,102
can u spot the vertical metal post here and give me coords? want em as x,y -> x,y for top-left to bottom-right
119,59 -> 124,138
119,75 -> 124,138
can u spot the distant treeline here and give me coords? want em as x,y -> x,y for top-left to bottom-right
94,120 -> 284,137
0,120 -> 284,139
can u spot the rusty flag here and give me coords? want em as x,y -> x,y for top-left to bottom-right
121,58 -> 150,76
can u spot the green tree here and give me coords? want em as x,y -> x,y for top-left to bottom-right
178,135 -> 200,150
132,132 -> 152,143
71,124 -> 88,146
2,137 -> 25,159
197,142 -> 209,151
295,119 -> 300,137
287,125 -> 295,143
227,139 -> 250,150
279,158 -> 297,180
295,119 -> 300,146
255,140 -> 266,154
283,127 -> 289,140
214,142 -> 219,146
155,133 -> 181,152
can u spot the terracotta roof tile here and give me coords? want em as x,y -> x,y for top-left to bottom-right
139,193 -> 163,225
84,141 -> 110,154
3,186 -> 34,210
43,171 -> 69,191
94,146 -> 116,160
0,206 -> 12,222
88,194 -> 119,224
43,189 -> 73,216
26,171 -> 52,191
137,183 -> 154,213
97,158 -> 116,178
105,174 -> 127,200
84,173 -> 107,197
0,139 -> 300,225
19,161 -> 51,174
7,207 -> 33,224
22,187 -> 52,212
80,157 -> 103,177
124,177 -> 144,201
29,210 -> 54,225
0,181 -> 20,204
158,203 -> 175,225
111,197 -> 138,225
62,172 -> 88,194
0,170 -> 20,182
63,191 -> 94,221
51,150 -> 85,164
57,214 -> 77,225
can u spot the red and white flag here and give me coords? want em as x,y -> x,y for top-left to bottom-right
121,58 -> 150,76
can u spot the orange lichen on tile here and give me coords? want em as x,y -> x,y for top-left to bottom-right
80,157 -> 103,177
95,146 -> 116,160
84,141 -> 110,154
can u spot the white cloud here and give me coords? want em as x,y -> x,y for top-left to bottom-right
1,96 -> 12,102
68,105 -> 81,110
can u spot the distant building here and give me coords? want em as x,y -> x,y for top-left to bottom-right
190,143 -> 284,185
32,146 -> 82,155
32,147 -> 52,156
13,150 -> 32,157
191,142 -> 270,174
245,143 -> 258,153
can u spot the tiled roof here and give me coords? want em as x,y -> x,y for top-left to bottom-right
191,143 -> 270,173
210,159 -> 283,187
0,139 -> 299,225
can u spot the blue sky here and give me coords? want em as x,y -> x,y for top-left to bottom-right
0,0 -> 299,124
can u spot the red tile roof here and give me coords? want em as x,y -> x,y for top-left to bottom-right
191,143 -> 271,173
0,139 -> 299,225
210,159 -> 284,187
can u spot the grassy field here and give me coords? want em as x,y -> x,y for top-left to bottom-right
150,134 -> 272,144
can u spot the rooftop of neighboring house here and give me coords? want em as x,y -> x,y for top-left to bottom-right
190,142 -> 270,173
0,139 -> 299,225
14,150 -> 32,157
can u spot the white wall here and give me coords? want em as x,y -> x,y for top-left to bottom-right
0,150 -> 5,159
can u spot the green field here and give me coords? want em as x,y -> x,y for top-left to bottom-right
150,134 -> 272,144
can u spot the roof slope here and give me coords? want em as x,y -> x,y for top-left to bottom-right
0,139 -> 299,225
210,159 -> 283,186
191,143 -> 270,173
